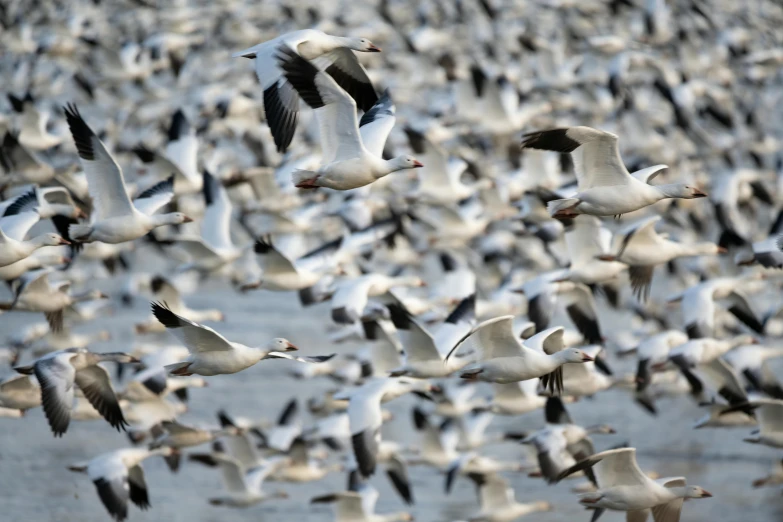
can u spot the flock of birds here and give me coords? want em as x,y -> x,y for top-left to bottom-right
2,0 -> 783,521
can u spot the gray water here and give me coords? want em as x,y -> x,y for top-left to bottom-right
1,246 -> 782,522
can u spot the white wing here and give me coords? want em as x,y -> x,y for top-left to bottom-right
151,303 -> 233,353
358,92 -> 395,158
0,211 -> 41,241
133,177 -> 174,216
404,319 -> 442,362
201,172 -> 234,251
446,315 -> 524,361
63,105 -> 135,220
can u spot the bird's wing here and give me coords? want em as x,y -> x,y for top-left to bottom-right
331,277 -> 375,324
63,105 -> 135,220
173,238 -> 221,263
150,276 -> 185,312
312,492 -> 366,519
277,46 -> 364,161
321,47 -> 378,113
244,458 -> 282,493
75,365 -> 126,431
92,474 -> 130,521
358,91 -> 395,158
651,478 -> 686,522
525,326 -> 566,355
265,352 -> 336,364
446,315 -> 523,362
216,455 -> 247,492
699,358 -> 747,404
562,284 -> 602,345
151,302 -> 233,353
41,186 -> 77,207
405,319 -> 442,362
33,351 -> 77,436
0,211 -> 41,241
557,448 -> 648,488
133,176 -> 174,216
385,454 -> 413,505
615,216 -> 662,258
631,165 -> 668,184
544,396 -> 573,424
254,239 -> 298,275
201,171 -> 234,251
127,465 -> 150,509
521,127 -> 631,189
725,290 -> 765,334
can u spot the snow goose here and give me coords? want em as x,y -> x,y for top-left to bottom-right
345,377 -> 436,477
203,456 -> 288,507
2,186 -> 85,220
724,344 -> 783,399
523,397 -> 615,484
133,109 -> 201,195
311,480 -> 413,522
403,127 -> 490,204
446,320 -> 593,392
516,271 -> 604,345
388,317 -> 468,378
14,347 -> 136,436
0,132 -> 55,186
634,330 -> 689,413
247,237 -> 336,291
520,126 -> 706,218
670,276 -> 766,339
683,359 -> 757,429
271,436 -> 343,482
665,334 -> 757,370
173,171 -> 244,272
122,366 -> 207,404
0,209 -> 69,267
736,234 -> 783,269
726,400 -> 783,448
599,216 -> 724,300
151,302 -> 334,376
560,345 -> 615,397
67,446 -> 175,521
465,472 -> 553,521
0,374 -> 41,412
135,275 -> 224,333
150,419 -> 239,450
4,269 -> 107,332
62,104 -> 193,244
277,50 -> 422,189
330,273 -> 426,325
7,93 -> 64,150
233,29 -> 381,153
0,251 -> 67,283
556,448 -> 712,519
554,216 -> 626,295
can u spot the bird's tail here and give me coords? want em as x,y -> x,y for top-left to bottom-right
68,223 -> 92,241
165,362 -> 193,376
546,198 -> 580,217
292,170 -> 319,189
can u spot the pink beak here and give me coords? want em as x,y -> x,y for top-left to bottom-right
286,342 -> 298,351
412,160 -> 424,168
368,44 -> 382,52
582,354 -> 594,362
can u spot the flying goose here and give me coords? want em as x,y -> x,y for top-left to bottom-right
1,186 -> 85,220
556,448 -> 712,520
724,400 -> 783,448
7,93 -> 65,150
135,275 -> 224,333
465,472 -> 553,521
62,104 -> 193,244
520,126 -> 706,218
0,132 -> 55,186
15,347 -> 135,436
0,210 -> 70,267
599,216 -> 724,300
233,29 -> 381,152
277,50 -> 423,190
68,447 -> 176,521
0,373 -> 41,413
203,455 -> 288,507
151,302 -> 333,376
445,318 -> 593,393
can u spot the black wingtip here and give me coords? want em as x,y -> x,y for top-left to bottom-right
520,128 -> 581,154
151,301 -> 181,328
132,144 -> 156,163
63,103 -> 96,161
168,109 -> 190,141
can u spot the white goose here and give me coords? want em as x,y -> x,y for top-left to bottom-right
14,347 -> 136,436
0,374 -> 41,412
7,93 -> 64,150
0,210 -> 69,267
600,216 -> 724,300
135,275 -> 224,334
68,447 -> 175,521
173,171 -> 243,273
556,448 -> 712,519
330,273 -> 426,325
389,316 -> 469,378
730,400 -> 783,448
445,319 -> 593,393
233,29 -> 381,153
1,186 -> 84,220
248,237 -> 336,292
151,302 -> 334,376
554,216 -> 627,289
311,481 -> 413,522
203,456 -> 288,508
520,126 -> 706,218
466,472 -> 553,521
278,50 -> 423,190
489,379 -> 547,416
62,104 -> 193,244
